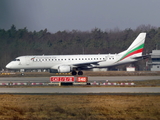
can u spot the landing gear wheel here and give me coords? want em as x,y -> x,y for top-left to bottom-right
71,70 -> 77,75
78,71 -> 83,75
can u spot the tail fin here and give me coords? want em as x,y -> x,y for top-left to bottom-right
118,33 -> 146,61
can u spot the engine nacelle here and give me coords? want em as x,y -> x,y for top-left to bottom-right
58,65 -> 71,73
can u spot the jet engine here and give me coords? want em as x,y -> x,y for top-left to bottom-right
58,65 -> 71,73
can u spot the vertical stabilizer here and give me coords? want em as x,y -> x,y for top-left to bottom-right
118,33 -> 146,61
127,33 -> 146,52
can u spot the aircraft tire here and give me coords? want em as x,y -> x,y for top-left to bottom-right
71,70 -> 77,75
78,71 -> 83,75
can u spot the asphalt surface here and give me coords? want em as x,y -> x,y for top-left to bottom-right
0,87 -> 160,94
0,76 -> 160,83
0,76 -> 160,94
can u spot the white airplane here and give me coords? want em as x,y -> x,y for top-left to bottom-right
6,33 -> 146,75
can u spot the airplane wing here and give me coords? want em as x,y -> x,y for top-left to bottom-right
51,60 -> 104,70
71,60 -> 104,68
72,61 -> 101,67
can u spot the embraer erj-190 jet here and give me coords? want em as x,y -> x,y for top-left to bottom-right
6,33 -> 146,75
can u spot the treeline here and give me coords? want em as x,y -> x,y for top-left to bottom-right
0,24 -> 160,70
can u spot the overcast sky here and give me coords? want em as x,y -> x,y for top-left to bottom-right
0,0 -> 160,33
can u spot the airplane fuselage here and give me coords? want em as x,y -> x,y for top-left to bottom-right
6,54 -> 137,70
6,33 -> 146,75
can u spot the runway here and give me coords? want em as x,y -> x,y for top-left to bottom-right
0,76 -> 160,94
0,87 -> 160,94
0,76 -> 160,83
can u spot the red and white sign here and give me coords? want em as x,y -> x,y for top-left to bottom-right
50,76 -> 75,82
76,77 -> 88,82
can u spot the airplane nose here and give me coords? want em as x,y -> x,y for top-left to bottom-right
6,63 -> 11,69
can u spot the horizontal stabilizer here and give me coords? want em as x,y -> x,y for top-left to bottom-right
132,54 -> 150,60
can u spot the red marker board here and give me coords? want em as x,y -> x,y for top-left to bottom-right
50,76 -> 75,82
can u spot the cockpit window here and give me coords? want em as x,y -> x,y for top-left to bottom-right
13,59 -> 20,61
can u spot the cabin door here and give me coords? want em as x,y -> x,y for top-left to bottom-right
25,56 -> 30,65
105,56 -> 108,61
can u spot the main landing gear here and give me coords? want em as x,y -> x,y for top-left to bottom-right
71,70 -> 83,75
